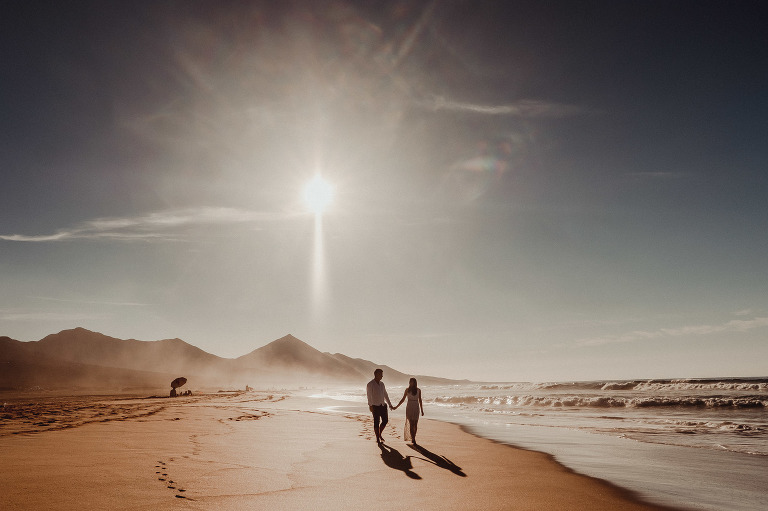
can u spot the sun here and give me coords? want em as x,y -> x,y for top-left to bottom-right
303,175 -> 333,214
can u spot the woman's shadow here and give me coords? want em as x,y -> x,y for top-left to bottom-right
407,444 -> 466,477
378,443 -> 421,479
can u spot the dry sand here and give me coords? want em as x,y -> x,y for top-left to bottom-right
0,391 -> 681,510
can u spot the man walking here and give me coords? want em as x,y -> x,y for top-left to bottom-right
366,368 -> 393,444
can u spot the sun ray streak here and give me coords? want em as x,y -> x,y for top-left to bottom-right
311,212 -> 327,323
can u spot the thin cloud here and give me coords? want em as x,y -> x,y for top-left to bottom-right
31,297 -> 151,307
0,207 -> 295,243
364,331 -> 464,340
0,310 -> 100,322
628,171 -> 691,180
421,96 -> 589,117
576,317 -> 768,347
389,0 -> 438,70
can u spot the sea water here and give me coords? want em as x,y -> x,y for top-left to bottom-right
315,377 -> 768,511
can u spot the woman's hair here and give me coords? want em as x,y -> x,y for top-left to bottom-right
408,377 -> 418,395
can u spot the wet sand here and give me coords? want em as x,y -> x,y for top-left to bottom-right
0,391 -> 682,510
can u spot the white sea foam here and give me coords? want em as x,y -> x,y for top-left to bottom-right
432,393 -> 768,409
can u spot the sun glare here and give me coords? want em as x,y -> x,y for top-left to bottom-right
304,176 -> 333,214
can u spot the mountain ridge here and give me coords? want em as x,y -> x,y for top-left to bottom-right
0,328 -> 467,391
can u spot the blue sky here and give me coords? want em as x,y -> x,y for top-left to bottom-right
1,1 -> 767,381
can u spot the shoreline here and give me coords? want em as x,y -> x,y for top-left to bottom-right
1,391 -> 685,510
454,423 -> 688,511
319,400 -> 687,511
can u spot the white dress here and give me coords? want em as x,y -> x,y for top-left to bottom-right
404,388 -> 421,441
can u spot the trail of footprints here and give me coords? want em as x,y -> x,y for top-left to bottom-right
152,401 -> 385,501
350,414 -> 374,441
347,414 -> 402,442
153,412 -> 269,500
155,459 -> 191,500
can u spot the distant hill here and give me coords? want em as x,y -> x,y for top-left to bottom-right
32,327 -> 229,375
236,334 -> 465,385
235,335 -> 362,382
0,328 -> 467,391
0,335 -> 172,391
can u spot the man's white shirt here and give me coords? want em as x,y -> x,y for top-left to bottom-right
366,379 -> 391,407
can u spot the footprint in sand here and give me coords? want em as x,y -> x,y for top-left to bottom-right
155,459 -> 190,499
351,414 -> 403,442
155,462 -> 168,481
348,415 -> 374,441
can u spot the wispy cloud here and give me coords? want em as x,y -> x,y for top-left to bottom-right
0,207 -> 295,243
576,317 -> 768,347
0,310 -> 101,322
627,171 -> 691,180
364,331 -> 465,341
419,96 -> 588,117
31,296 -> 150,307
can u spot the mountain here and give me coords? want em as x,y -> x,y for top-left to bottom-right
235,335 -> 463,385
1,329 -> 233,391
235,335 -> 362,381
0,328 -> 467,391
32,327 -> 229,375
0,335 -> 172,391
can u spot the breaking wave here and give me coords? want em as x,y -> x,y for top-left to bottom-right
474,378 -> 768,393
432,394 -> 768,409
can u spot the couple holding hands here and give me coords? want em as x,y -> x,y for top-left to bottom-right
366,368 -> 424,445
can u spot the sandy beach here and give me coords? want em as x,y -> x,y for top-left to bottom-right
0,391 -> 681,511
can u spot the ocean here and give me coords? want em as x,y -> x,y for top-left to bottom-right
316,377 -> 768,511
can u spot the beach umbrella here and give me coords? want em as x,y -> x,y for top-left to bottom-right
171,377 -> 187,389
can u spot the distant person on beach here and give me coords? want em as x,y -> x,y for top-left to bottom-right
366,368 -> 394,444
394,377 -> 424,444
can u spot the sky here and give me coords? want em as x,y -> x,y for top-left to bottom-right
2,1 -> 767,382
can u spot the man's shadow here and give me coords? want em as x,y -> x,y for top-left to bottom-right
408,444 -> 466,477
379,443 -> 421,479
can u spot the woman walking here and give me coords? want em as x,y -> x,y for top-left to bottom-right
394,378 -> 424,444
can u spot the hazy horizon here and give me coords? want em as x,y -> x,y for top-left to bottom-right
6,326 -> 767,385
2,2 -> 767,382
